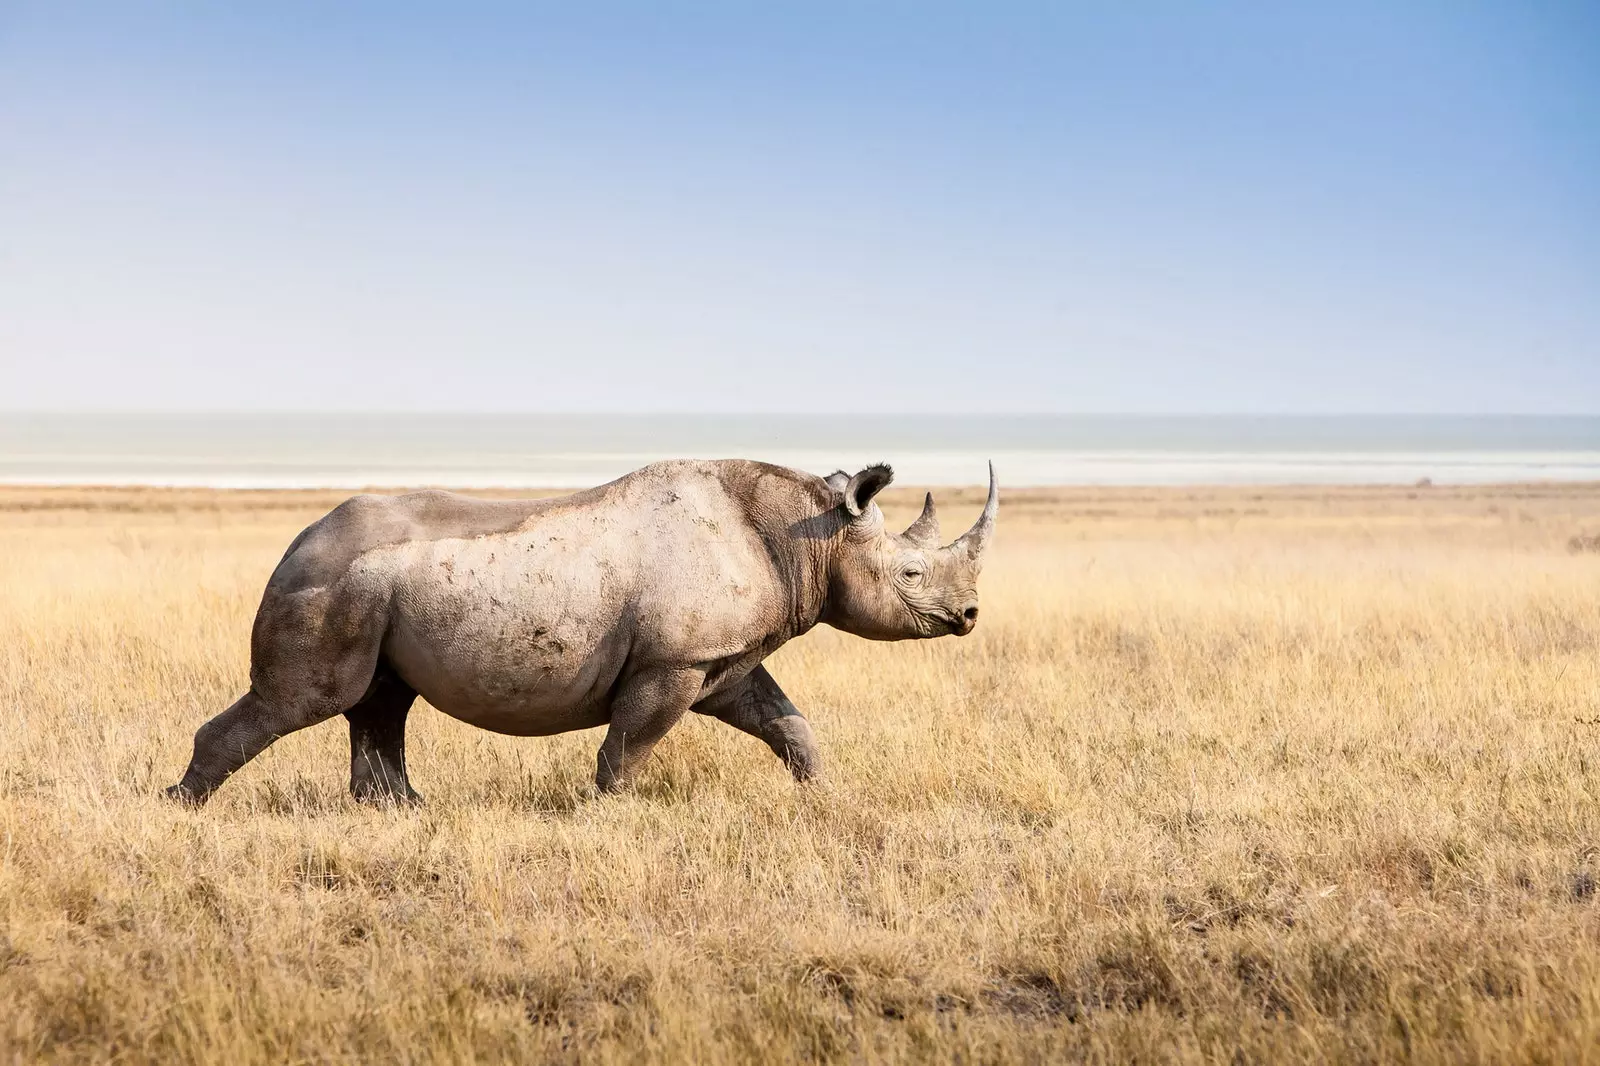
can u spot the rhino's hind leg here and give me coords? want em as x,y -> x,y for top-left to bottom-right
166,683 -> 369,805
167,575 -> 389,805
165,690 -> 288,804
694,664 -> 821,782
346,664 -> 423,805
166,681 -> 374,805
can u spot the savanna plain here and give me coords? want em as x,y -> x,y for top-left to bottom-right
3,481 -> 1600,1065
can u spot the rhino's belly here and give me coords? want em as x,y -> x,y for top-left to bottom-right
382,621 -> 624,735
380,569 -> 629,737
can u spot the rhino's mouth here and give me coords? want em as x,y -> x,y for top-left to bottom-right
902,597 -> 977,639
940,604 -> 979,636
920,609 -> 973,637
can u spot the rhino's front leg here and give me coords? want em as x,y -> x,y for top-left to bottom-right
345,666 -> 422,805
694,664 -> 820,782
595,667 -> 704,793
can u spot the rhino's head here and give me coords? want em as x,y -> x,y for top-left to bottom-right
819,462 -> 997,641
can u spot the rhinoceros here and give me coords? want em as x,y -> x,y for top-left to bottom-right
166,459 -> 996,803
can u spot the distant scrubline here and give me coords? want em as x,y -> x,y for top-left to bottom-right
1569,533 -> 1600,554
165,459 -> 998,804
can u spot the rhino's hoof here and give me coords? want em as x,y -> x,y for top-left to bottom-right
351,786 -> 425,808
788,760 -> 822,784
163,783 -> 204,807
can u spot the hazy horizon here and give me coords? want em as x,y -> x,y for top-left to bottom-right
5,412 -> 1596,488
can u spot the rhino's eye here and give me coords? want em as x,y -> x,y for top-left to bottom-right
901,566 -> 925,582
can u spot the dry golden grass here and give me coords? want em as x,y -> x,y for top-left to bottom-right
3,481 -> 1600,1064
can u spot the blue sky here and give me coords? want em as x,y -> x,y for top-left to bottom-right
1,3 -> 1595,413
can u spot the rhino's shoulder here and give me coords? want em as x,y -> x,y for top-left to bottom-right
610,460 -> 836,537
663,459 -> 834,511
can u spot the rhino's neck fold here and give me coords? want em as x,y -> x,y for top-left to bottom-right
793,528 -> 835,639
756,519 -> 833,644
737,470 -> 840,645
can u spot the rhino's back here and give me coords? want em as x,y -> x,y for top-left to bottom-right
271,458 -> 824,591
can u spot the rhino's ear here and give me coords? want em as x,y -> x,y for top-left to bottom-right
843,463 -> 894,518
824,470 -> 852,494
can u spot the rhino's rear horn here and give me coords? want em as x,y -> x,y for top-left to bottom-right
901,492 -> 941,548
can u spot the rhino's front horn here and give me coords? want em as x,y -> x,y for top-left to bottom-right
901,492 -> 941,548
950,462 -> 998,562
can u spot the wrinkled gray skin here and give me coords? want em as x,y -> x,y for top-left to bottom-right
166,459 -> 997,804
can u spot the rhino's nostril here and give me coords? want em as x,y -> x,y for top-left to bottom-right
962,606 -> 979,623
